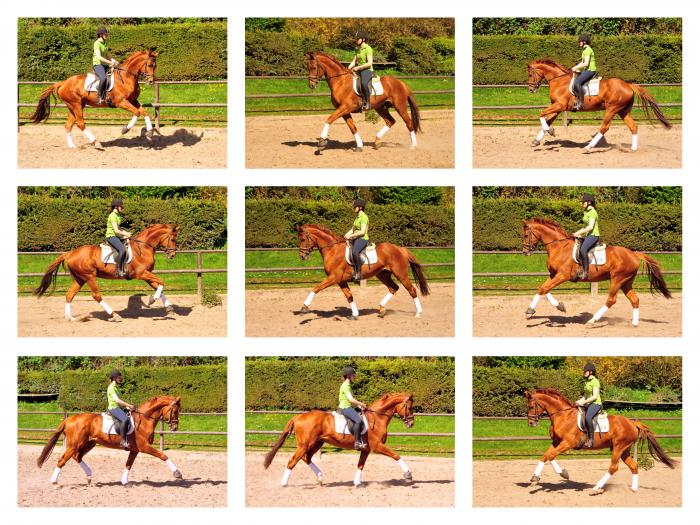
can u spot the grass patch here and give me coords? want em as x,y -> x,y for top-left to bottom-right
473,253 -> 681,295
18,251 -> 227,297
18,82 -> 227,127
245,412 -> 454,457
473,85 -> 682,124
245,76 -> 455,115
245,248 -> 454,288
18,401 -> 226,451
473,408 -> 682,460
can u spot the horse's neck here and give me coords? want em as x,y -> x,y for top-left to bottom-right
139,399 -> 165,419
137,227 -> 162,246
320,58 -> 348,86
538,394 -> 570,415
537,225 -> 566,246
311,229 -> 340,257
538,63 -> 569,81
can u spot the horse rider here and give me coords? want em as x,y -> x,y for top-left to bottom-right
348,31 -> 374,111
575,363 -> 602,448
344,198 -> 370,282
93,27 -> 119,105
339,366 -> 368,450
106,197 -> 132,278
571,33 -> 597,111
572,193 -> 600,281
107,370 -> 136,449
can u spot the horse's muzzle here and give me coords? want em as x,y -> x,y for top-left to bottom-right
523,249 -> 533,256
309,81 -> 317,90
167,252 -> 176,260
528,87 -> 538,94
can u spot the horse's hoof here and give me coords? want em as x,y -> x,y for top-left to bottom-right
94,142 -> 104,150
378,306 -> 386,318
531,140 -> 541,147
300,304 -> 310,314
582,148 -> 592,154
165,305 -> 174,315
110,313 -> 123,322
556,302 -> 566,313
146,129 -> 154,139
530,475 -> 540,484
148,295 -> 156,306
525,307 -> 535,316
547,127 -> 556,137
121,125 -> 130,135
316,476 -> 323,485
415,313 -> 421,318
585,320 -> 596,329
86,477 -> 92,485
373,139 -> 382,150
560,469 -> 569,480
173,470 -> 182,479
403,471 -> 413,481
68,144 -> 77,149
347,315 -> 359,321
352,146 -> 363,153
590,487 -> 604,496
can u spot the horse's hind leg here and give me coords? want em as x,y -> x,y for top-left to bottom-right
587,277 -> 622,327
64,278 -> 85,321
70,102 -> 102,149
304,441 -> 324,484
375,270 -> 399,318
621,447 -> 639,492
591,446 -> 624,495
373,104 -> 396,149
282,445 -> 309,486
392,98 -> 417,148
621,279 -> 640,327
621,108 -> 639,151
51,444 -> 79,484
74,441 -> 97,483
86,275 -> 121,322
393,263 -> 422,317
584,107 -> 617,152
64,111 -> 77,148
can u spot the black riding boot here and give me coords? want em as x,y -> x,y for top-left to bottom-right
353,422 -> 366,450
361,84 -> 370,111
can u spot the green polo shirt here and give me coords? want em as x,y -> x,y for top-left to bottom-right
106,210 -> 122,238
353,211 -> 369,240
582,206 -> 600,237
356,43 -> 374,72
339,381 -> 353,409
107,382 -> 121,409
581,45 -> 596,72
584,376 -> 602,405
93,39 -> 109,66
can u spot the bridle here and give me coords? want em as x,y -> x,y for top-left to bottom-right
365,396 -> 414,428
527,64 -> 572,91
132,400 -> 180,427
527,395 -> 575,425
299,228 -> 345,259
114,54 -> 156,84
308,57 -> 352,88
131,231 -> 177,257
523,222 -> 572,254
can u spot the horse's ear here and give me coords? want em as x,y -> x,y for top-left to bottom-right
523,389 -> 531,398
174,396 -> 181,404
305,51 -> 314,59
173,224 -> 180,233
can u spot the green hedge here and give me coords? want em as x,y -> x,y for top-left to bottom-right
17,195 -> 227,251
473,366 -> 583,416
18,22 -> 227,81
472,199 -> 682,251
472,18 -> 682,36
246,199 -> 454,247
473,35 -> 682,84
389,36 -> 455,74
245,358 -> 454,413
19,365 -> 227,412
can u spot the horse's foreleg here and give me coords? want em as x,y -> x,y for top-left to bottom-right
338,282 -> 359,320
317,106 -> 353,153
139,444 -> 182,480
533,106 -> 562,145
120,450 -> 139,485
372,442 -> 412,481
342,114 -> 363,152
354,449 -> 370,486
531,442 -> 571,483
86,276 -> 121,322
301,275 -> 337,313
141,271 -> 171,314
526,274 -> 569,316
116,99 -> 153,136
621,279 -> 640,327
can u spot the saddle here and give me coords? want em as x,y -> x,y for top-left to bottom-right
573,238 -> 606,265
84,69 -> 116,93
101,413 -> 135,436
576,407 -> 609,434
345,242 -> 377,266
353,75 -> 384,97
332,411 -> 369,436
100,241 -> 133,265
569,73 -> 602,97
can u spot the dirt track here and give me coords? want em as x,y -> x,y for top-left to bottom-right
473,125 -> 681,168
473,294 -> 681,337
18,294 -> 227,337
473,458 -> 681,507
246,451 -> 454,507
18,445 -> 226,507
246,283 -> 454,337
18,125 -> 227,168
246,110 -> 454,168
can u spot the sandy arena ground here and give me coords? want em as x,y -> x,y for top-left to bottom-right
473,458 -> 681,507
246,283 -> 454,337
18,445 -> 226,507
18,294 -> 227,337
473,125 -> 681,168
247,451 -> 454,507
18,125 -> 227,168
246,110 -> 454,168
473,293 -> 681,337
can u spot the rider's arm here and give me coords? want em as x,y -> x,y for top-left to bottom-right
112,393 -> 134,410
110,218 -> 131,237
346,391 -> 366,409
582,386 -> 599,404
574,217 -> 596,237
358,52 -> 373,71
344,228 -> 354,239
572,53 -> 590,72
348,56 -> 357,70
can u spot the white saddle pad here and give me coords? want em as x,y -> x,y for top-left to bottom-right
345,243 -> 377,266
577,409 -> 609,433
84,72 -> 115,93
353,75 -> 384,97
332,411 -> 368,435
100,242 -> 133,265
569,74 -> 602,97
573,241 -> 606,265
101,413 -> 135,435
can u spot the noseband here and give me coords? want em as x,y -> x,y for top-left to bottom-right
132,232 -> 176,256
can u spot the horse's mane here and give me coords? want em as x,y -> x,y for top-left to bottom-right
369,392 -> 411,409
138,395 -> 179,409
531,59 -> 571,74
303,223 -> 345,241
133,223 -> 175,239
313,51 -> 349,71
528,217 -> 570,237
534,388 -> 574,406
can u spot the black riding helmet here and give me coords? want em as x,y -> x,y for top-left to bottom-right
354,30 -> 369,42
353,198 -> 366,210
111,197 -> 124,209
97,27 -> 109,37
109,369 -> 122,381
583,362 -> 597,375
581,193 -> 596,207
343,366 -> 357,378
578,33 -> 591,45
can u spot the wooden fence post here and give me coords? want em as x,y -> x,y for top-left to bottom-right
154,81 -> 160,131
160,418 -> 164,451
563,110 -> 568,129
590,282 -> 598,296
360,279 -> 367,288
197,251 -> 203,300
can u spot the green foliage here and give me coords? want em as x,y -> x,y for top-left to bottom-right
49,365 -> 227,412
245,18 -> 286,32
565,357 -> 681,392
638,186 -> 683,204
245,30 -> 321,76
201,289 -> 223,307
245,357 -> 454,413
390,36 -> 454,74
473,35 -> 682,84
17,195 -> 227,251
472,18 -> 682,36
18,356 -> 226,373
472,186 -> 682,204
472,198 -> 681,251
374,187 -> 444,205
18,22 -> 227,81
246,199 -> 454,247
472,357 -> 566,369
18,186 -> 227,201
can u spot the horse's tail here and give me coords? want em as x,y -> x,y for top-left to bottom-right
630,84 -> 672,129
407,250 -> 430,296
634,421 -> 677,469
33,253 -> 66,297
408,92 -> 422,133
635,252 -> 672,299
37,420 -> 66,468
30,82 -> 63,124
263,417 -> 295,469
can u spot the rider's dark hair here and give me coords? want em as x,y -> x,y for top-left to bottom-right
353,198 -> 366,210
109,369 -> 122,381
110,197 -> 124,211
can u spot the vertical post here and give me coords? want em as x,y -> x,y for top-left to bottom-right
360,279 -> 367,289
63,410 -> 68,448
160,418 -> 164,451
563,110 -> 568,129
633,440 -> 638,462
197,251 -> 203,300
590,282 -> 598,296
154,80 -> 160,131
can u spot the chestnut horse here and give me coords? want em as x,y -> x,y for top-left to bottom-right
525,389 -> 676,495
37,395 -> 182,486
264,392 -> 414,487
305,51 -> 421,153
33,224 -> 179,322
522,218 -> 671,327
297,224 -> 430,319
30,50 -> 158,149
526,59 -> 671,151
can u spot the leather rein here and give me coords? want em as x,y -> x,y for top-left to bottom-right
524,223 -> 573,253
130,232 -> 176,257
299,229 -> 346,258
364,397 -> 414,429
308,59 -> 353,85
527,396 -> 576,424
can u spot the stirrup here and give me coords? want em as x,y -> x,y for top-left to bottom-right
120,439 -> 129,449
354,441 -> 366,450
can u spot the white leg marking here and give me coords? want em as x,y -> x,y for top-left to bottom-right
545,293 -> 559,307
354,469 -> 363,486
533,461 -> 545,476
550,459 -> 563,474
79,461 -> 92,478
535,129 -> 545,141
153,284 -> 164,300
409,130 -> 417,147
631,473 -> 639,492
529,294 -> 542,310
121,468 -> 129,485
83,128 -> 96,143
350,301 -> 359,317
595,472 -> 612,489
165,459 -> 178,472
281,467 -> 292,486
66,133 -> 76,149
161,293 -> 172,307
126,115 -> 138,130
99,300 -> 114,316
632,308 -> 640,327
592,305 -> 609,322
144,116 -> 153,131
65,303 -> 74,321
353,133 -> 364,148
539,117 -> 550,131
308,461 -> 322,481
397,458 -> 410,473
376,125 -> 390,139
380,292 -> 394,307
586,132 -> 604,149
413,297 -> 423,317
51,467 -> 62,484
631,134 -> 638,151
320,123 -> 330,139
303,291 -> 316,307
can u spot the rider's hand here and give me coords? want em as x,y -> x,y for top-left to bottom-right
344,233 -> 352,240
125,232 -> 132,238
